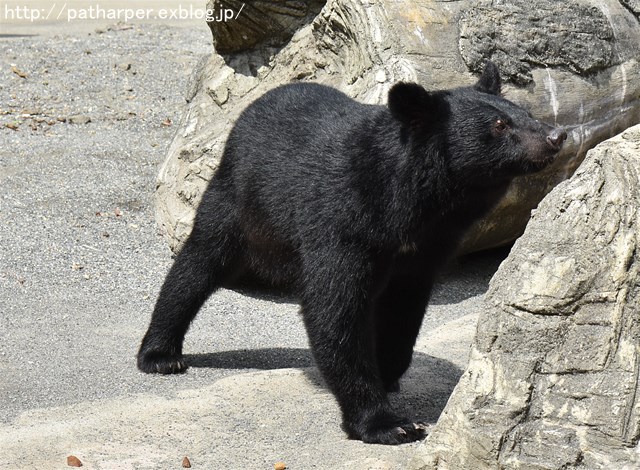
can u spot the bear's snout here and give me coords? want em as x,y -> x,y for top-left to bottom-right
546,128 -> 567,151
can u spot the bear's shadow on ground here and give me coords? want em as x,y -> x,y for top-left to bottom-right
185,348 -> 462,424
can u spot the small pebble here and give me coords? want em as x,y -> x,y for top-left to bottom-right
68,115 -> 91,125
66,455 -> 83,467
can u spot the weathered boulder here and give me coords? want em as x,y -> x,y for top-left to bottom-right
410,124 -> 640,469
157,0 -> 640,252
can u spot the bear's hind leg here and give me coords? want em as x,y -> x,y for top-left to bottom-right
137,195 -> 241,374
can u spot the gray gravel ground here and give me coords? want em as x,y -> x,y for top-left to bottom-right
0,23 -> 507,469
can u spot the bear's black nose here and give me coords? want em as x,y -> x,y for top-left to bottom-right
546,128 -> 567,150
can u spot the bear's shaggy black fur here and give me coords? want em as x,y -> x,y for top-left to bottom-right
138,62 -> 566,444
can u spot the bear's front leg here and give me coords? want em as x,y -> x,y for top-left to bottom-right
374,265 -> 434,393
300,244 -> 427,445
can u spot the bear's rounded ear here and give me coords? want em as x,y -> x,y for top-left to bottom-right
388,82 -> 434,126
474,61 -> 501,95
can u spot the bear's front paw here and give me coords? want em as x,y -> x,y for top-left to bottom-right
137,349 -> 187,374
345,410 -> 428,445
361,421 -> 427,445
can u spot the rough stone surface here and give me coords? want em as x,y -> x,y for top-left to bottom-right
459,0 -> 614,85
410,124 -> 640,470
621,0 -> 640,17
156,0 -> 640,254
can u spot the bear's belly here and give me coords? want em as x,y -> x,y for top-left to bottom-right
223,228 -> 302,294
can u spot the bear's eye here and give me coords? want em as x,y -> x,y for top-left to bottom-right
494,119 -> 509,133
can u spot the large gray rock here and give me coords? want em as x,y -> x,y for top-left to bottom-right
410,124 -> 640,469
157,0 -> 640,252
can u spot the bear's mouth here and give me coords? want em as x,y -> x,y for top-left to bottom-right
526,148 -> 561,172
536,152 -> 558,167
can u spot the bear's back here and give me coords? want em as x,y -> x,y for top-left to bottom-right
226,82 -> 372,161
217,83 -> 382,227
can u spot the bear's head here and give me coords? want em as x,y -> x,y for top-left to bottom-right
387,62 -> 567,184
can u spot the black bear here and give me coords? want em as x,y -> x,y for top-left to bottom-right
138,62 -> 566,444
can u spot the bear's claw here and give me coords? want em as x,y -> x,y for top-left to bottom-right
361,421 -> 427,445
346,411 -> 429,445
137,350 -> 187,374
